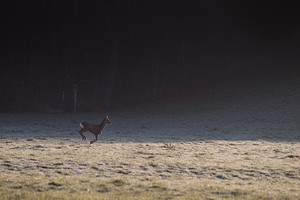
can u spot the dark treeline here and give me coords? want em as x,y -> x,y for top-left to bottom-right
0,1 -> 299,112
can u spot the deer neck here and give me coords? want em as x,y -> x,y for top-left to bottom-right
98,119 -> 108,131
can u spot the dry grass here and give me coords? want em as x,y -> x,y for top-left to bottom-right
0,138 -> 299,200
0,72 -> 299,199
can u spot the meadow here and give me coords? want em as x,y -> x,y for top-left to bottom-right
0,75 -> 299,199
0,137 -> 299,200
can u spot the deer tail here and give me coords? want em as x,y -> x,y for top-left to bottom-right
80,122 -> 84,128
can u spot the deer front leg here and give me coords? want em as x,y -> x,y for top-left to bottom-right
90,134 -> 98,144
79,129 -> 87,141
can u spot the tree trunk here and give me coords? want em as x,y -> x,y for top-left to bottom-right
102,0 -> 121,107
73,84 -> 77,112
151,45 -> 159,98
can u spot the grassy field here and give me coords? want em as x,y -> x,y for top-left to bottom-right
0,138 -> 299,200
0,75 -> 299,199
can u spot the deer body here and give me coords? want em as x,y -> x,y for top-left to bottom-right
79,116 -> 112,144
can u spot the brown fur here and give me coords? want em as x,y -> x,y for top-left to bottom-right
79,115 -> 112,144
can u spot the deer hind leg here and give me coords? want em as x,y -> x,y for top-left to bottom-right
90,134 -> 98,144
79,129 -> 87,141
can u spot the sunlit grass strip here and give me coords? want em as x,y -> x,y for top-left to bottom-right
0,174 -> 299,200
1,139 -> 299,199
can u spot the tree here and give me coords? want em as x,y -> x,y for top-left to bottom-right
102,0 -> 121,107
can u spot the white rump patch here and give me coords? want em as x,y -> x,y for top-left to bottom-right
80,123 -> 84,128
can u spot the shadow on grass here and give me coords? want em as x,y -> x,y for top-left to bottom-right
0,109 -> 299,143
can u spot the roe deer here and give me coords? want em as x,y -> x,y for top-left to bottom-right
79,115 -> 112,144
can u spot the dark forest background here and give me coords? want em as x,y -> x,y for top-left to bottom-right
1,0 -> 299,112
